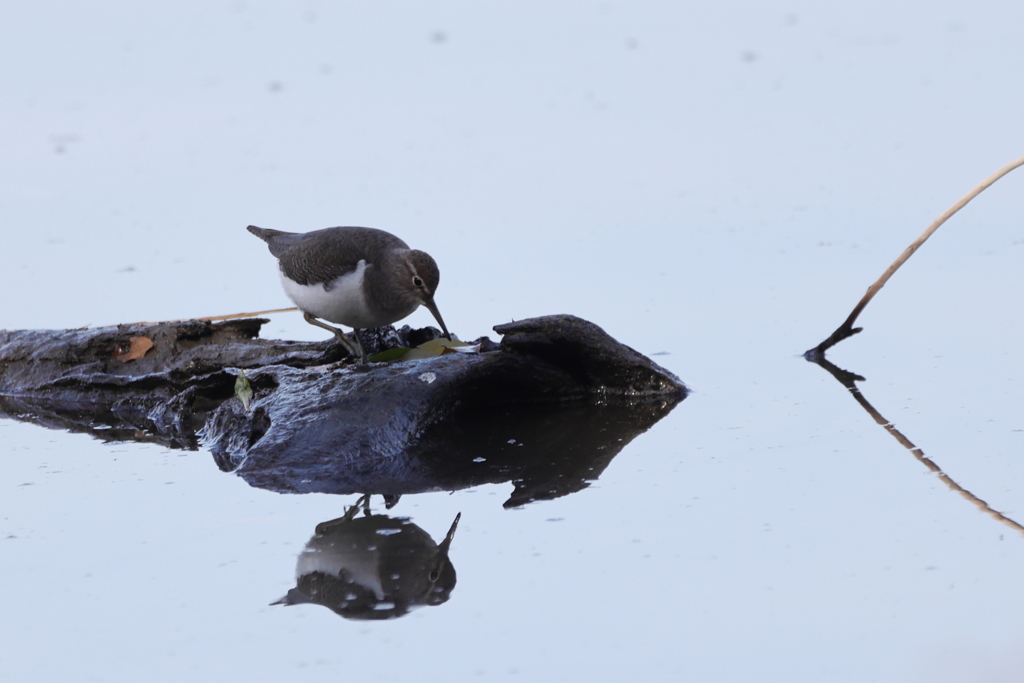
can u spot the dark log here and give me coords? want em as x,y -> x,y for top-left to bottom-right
0,314 -> 686,505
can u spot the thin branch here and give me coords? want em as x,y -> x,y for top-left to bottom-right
807,154 -> 1024,358
129,307 -> 298,326
811,356 -> 1024,536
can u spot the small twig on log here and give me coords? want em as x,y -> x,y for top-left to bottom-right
130,307 -> 298,326
806,154 -> 1024,359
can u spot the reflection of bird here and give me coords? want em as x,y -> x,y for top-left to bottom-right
247,225 -> 450,363
272,496 -> 461,620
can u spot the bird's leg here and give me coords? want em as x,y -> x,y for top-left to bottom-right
302,312 -> 363,361
351,329 -> 369,365
314,493 -> 370,534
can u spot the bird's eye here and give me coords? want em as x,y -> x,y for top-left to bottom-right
413,276 -> 424,288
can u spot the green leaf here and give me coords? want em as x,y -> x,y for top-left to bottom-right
368,346 -> 412,363
369,338 -> 478,363
402,338 -> 470,359
235,369 -> 254,411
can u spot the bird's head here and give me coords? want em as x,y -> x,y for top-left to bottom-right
403,250 -> 451,340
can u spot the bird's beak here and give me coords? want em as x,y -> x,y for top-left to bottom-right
437,512 -> 461,556
423,297 -> 452,341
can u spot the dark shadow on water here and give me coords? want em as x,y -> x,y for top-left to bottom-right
0,382 -> 682,508
0,394 -> 206,450
224,398 -> 681,508
806,354 -> 1024,536
273,495 -> 461,620
422,400 -> 678,508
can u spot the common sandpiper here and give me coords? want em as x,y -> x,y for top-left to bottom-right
247,225 -> 451,362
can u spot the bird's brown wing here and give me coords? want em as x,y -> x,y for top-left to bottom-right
249,226 -> 408,286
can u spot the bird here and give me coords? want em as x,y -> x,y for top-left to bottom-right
247,225 -> 450,363
271,495 -> 460,619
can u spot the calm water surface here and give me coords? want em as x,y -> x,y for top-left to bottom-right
2,2 -> 1023,681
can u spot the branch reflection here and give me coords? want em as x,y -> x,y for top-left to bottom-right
808,355 -> 1024,535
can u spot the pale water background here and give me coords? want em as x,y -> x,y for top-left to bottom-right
2,2 -> 1023,681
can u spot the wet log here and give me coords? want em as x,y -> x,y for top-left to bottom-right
0,317 -> 340,449
0,314 -> 687,504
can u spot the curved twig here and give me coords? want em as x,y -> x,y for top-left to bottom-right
807,154 -> 1024,358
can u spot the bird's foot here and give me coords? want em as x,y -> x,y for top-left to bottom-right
302,312 -> 365,363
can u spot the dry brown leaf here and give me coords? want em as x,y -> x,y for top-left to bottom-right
113,336 -> 154,363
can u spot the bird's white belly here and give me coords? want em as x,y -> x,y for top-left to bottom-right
296,538 -> 385,600
280,261 -> 382,328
